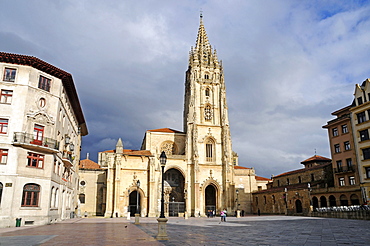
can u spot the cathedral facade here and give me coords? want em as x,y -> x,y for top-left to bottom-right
94,16 -> 268,218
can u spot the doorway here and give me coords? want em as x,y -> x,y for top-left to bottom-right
129,191 -> 140,216
205,184 -> 217,214
295,199 -> 302,213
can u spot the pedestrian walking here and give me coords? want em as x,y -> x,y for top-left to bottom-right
220,208 -> 227,222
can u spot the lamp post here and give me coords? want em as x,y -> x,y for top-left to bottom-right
236,189 -> 240,218
157,151 -> 168,240
184,189 -> 188,219
284,188 -> 288,215
134,180 -> 140,224
308,183 -> 313,214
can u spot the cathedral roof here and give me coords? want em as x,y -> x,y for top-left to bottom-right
102,149 -> 152,156
234,166 -> 251,169
79,159 -> 101,169
255,176 -> 272,181
147,128 -> 184,134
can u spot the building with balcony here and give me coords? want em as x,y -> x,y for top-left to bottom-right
0,52 -> 87,227
322,105 -> 362,205
351,79 -> 370,205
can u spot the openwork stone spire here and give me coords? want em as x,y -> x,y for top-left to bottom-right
189,15 -> 219,66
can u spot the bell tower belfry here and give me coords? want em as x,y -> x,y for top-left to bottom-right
184,14 -> 235,216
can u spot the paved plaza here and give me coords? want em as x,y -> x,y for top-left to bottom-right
0,215 -> 370,245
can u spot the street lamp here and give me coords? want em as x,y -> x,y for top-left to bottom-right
157,151 -> 168,240
134,180 -> 140,224
308,183 -> 313,213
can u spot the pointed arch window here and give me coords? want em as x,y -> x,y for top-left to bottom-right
205,88 -> 210,97
205,138 -> 214,162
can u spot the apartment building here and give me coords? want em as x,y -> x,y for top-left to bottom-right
350,79 -> 370,204
0,52 -> 87,227
322,106 -> 362,205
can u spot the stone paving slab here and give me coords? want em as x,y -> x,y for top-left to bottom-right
0,216 -> 370,245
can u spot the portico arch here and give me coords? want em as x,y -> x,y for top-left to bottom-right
164,168 -> 185,216
320,196 -> 327,207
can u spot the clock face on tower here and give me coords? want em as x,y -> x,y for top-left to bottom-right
204,105 -> 212,120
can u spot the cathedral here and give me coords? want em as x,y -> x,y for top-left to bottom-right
80,15 -> 269,218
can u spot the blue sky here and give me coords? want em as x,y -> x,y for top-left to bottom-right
1,0 -> 370,178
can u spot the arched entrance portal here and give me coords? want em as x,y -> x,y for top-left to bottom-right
205,184 -> 217,214
164,168 -> 185,217
129,191 -> 140,216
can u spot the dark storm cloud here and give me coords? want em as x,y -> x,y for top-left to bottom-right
1,0 -> 370,178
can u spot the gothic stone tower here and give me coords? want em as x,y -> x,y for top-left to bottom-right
184,15 -> 235,216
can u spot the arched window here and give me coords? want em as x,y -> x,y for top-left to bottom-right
264,196 -> 267,204
204,74 -> 209,79
21,183 -> 40,207
272,195 -> 275,204
205,138 -> 214,162
205,88 -> 210,97
54,188 -> 59,207
50,187 -> 55,208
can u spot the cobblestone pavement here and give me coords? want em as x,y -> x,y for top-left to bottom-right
1,216 -> 370,245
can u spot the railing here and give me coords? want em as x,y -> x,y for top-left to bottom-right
315,205 -> 370,212
334,165 -> 356,173
13,132 -> 58,150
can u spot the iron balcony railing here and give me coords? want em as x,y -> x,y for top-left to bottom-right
334,165 -> 356,174
13,132 -> 59,150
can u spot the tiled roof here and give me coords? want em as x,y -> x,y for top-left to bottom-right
301,155 -> 331,164
234,166 -> 251,169
0,52 -> 87,135
274,162 -> 331,178
79,159 -> 101,169
147,128 -> 184,134
102,149 -> 152,156
256,176 -> 271,181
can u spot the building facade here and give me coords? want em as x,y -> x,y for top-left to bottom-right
252,155 -> 334,215
93,16 -> 268,218
0,52 -> 87,227
322,105 -> 362,206
78,158 -> 106,217
351,79 -> 370,204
